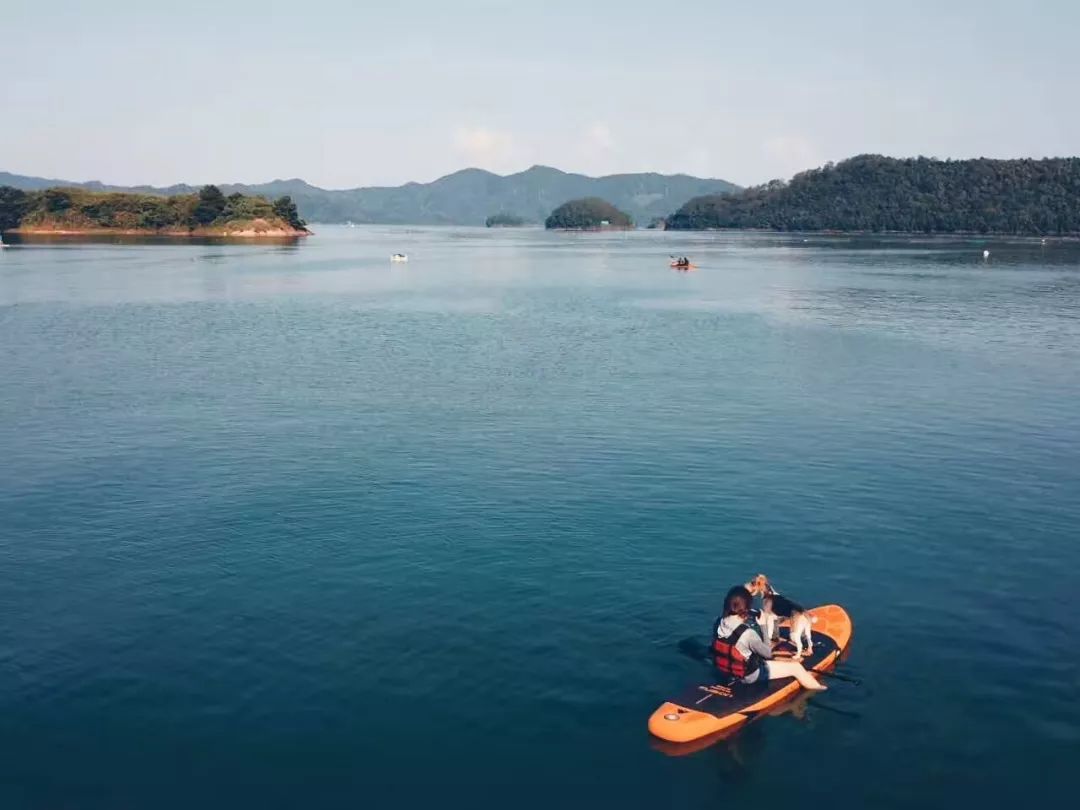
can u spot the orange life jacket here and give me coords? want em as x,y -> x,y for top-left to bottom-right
712,622 -> 762,679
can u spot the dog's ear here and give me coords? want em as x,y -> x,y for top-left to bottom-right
744,575 -> 763,596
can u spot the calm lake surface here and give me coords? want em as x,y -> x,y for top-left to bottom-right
1,227 -> 1078,808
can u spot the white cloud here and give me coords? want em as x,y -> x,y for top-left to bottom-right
762,134 -> 824,179
586,122 -> 613,150
454,126 -> 517,169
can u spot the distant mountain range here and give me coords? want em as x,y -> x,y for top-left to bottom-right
0,166 -> 738,227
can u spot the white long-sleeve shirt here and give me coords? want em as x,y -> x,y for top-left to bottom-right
717,614 -> 773,683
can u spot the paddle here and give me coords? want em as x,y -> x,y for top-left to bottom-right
815,670 -> 862,686
806,699 -> 862,719
675,636 -> 862,686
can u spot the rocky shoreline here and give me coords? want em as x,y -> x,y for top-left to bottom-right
8,219 -> 311,239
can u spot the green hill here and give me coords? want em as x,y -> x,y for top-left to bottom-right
667,155 -> 1080,235
485,212 -> 529,227
0,166 -> 738,226
0,185 -> 309,236
545,197 -> 633,230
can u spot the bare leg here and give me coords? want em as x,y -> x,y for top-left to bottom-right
766,659 -> 827,690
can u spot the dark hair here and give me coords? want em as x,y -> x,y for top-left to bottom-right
723,585 -> 752,617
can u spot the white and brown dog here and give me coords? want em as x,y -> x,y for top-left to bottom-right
746,574 -> 816,660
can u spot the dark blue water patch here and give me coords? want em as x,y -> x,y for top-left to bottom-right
1,227 -> 1078,808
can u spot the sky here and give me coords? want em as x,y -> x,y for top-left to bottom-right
2,0 -> 1078,189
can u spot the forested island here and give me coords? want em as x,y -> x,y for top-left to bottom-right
0,185 -> 310,237
545,197 -> 633,230
667,155 -> 1080,235
485,213 -> 529,227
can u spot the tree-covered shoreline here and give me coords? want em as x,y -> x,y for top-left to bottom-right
667,155 -> 1080,235
0,185 -> 309,236
485,212 -> 529,227
545,197 -> 633,230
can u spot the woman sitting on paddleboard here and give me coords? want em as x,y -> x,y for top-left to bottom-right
713,585 -> 826,691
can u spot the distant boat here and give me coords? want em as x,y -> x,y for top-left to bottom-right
0,234 -> 8,248
390,253 -> 408,262
983,249 -> 990,259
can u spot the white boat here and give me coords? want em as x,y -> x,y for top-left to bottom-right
390,253 -> 408,262
0,234 -> 9,248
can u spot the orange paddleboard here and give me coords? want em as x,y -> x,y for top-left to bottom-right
648,604 -> 853,745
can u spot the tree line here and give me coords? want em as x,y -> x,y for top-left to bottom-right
485,212 -> 528,227
667,155 -> 1080,235
0,185 -> 307,232
545,197 -> 633,229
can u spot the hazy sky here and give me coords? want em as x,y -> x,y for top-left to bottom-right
2,0 -> 1077,188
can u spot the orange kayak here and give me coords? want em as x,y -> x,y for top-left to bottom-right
670,262 -> 697,269
648,604 -> 853,746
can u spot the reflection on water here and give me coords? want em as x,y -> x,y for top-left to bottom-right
4,232 -> 307,248
0,225 -> 1078,809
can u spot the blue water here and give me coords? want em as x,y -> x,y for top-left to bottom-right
1,227 -> 1078,808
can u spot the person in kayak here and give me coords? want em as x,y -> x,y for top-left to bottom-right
713,585 -> 827,691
